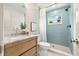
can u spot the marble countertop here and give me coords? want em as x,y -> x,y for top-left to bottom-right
4,34 -> 39,45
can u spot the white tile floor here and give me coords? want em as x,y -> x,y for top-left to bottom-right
38,49 -> 66,56
76,44 -> 79,56
38,43 -> 71,56
38,46 -> 70,56
39,43 -> 79,56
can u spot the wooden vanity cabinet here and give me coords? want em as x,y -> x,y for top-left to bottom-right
4,36 -> 38,56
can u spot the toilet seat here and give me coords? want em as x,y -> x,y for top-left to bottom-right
39,42 -> 50,47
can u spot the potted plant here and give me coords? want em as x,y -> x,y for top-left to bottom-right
20,22 -> 27,34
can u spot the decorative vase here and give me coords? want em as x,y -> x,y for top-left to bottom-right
21,29 -> 26,35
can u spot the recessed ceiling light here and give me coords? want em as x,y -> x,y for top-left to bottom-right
52,5 -> 56,8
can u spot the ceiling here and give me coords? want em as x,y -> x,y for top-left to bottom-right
7,3 -> 57,9
35,3 -> 56,8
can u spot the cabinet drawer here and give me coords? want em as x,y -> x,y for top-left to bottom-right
33,53 -> 37,56
5,38 -> 37,56
22,46 -> 37,56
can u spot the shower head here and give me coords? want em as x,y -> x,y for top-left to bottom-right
65,6 -> 71,11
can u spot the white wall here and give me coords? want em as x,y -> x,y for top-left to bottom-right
0,4 -> 3,46
26,4 -> 40,33
0,4 -> 3,55
3,4 -> 40,36
3,4 -> 25,36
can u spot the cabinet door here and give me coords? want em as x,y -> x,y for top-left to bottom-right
4,37 -> 37,56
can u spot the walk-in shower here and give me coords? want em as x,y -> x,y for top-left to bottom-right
40,3 -> 75,55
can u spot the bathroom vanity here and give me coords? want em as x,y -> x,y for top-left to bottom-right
4,35 -> 38,56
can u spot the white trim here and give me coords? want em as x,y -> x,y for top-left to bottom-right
72,4 -> 76,55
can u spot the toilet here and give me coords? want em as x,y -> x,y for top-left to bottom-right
37,35 -> 50,50
38,42 -> 50,50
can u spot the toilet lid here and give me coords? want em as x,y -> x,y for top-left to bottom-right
39,42 -> 50,46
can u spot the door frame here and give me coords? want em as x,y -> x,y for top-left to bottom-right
72,4 -> 77,55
